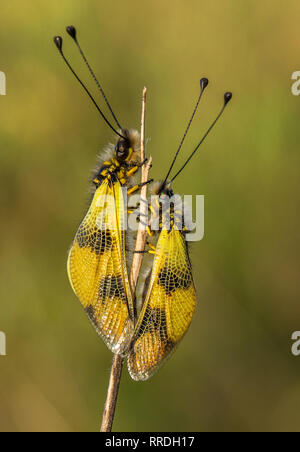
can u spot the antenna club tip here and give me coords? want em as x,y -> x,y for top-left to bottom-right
200,78 -> 209,90
224,92 -> 232,105
66,25 -> 77,41
53,36 -> 63,51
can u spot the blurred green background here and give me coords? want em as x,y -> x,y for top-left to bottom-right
1,0 -> 300,432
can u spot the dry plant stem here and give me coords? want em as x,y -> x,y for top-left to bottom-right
100,354 -> 123,432
129,89 -> 152,288
100,87 -> 151,433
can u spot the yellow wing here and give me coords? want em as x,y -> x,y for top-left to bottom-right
67,179 -> 134,355
128,227 -> 196,380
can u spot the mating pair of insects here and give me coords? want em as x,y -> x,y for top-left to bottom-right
54,26 -> 232,381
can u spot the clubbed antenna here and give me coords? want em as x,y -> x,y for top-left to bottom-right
53,35 -> 125,139
66,25 -> 122,130
162,78 -> 209,186
170,92 -> 232,182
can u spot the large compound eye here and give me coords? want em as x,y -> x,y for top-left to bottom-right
115,139 -> 130,160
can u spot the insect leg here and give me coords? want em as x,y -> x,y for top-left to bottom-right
127,179 -> 153,195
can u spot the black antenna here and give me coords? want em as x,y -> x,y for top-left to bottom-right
66,25 -> 122,130
170,92 -> 232,183
53,36 -> 125,139
162,78 -> 209,187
